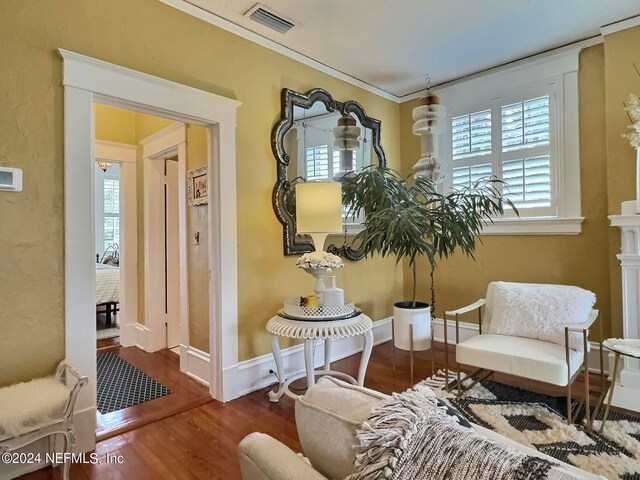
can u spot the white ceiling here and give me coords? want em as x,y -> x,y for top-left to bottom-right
181,0 -> 640,99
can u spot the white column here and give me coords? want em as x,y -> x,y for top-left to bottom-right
609,200 -> 640,411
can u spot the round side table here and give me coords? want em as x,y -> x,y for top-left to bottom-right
267,313 -> 374,402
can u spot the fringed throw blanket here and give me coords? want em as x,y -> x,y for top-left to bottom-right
347,386 -> 584,480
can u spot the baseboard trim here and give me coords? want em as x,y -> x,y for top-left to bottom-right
0,407 -> 96,479
222,317 -> 392,399
131,323 -> 150,351
220,316 -> 610,401
181,345 -> 211,387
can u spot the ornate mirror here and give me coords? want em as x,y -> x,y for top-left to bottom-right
271,88 -> 387,260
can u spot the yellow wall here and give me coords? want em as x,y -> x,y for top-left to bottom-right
94,105 -> 135,144
0,0 -> 401,385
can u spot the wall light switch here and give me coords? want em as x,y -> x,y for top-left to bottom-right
0,167 -> 22,192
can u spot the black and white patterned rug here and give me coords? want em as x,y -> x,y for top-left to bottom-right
96,352 -> 172,414
418,373 -> 640,480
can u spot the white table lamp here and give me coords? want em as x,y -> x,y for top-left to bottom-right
295,181 -> 343,250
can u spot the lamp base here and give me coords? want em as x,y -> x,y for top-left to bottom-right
302,266 -> 330,303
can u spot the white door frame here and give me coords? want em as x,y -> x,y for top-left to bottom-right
61,50 -> 241,451
94,140 -> 137,347
139,123 -> 188,353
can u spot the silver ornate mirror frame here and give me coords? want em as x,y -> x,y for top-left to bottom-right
271,88 -> 387,260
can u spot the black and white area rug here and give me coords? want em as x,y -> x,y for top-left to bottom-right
96,352 -> 172,414
417,373 -> 640,480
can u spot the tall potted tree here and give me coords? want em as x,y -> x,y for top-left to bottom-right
342,166 -> 516,350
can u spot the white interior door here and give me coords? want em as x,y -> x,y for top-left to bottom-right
165,158 -> 181,348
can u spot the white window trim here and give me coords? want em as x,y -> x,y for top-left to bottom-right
435,46 -> 584,235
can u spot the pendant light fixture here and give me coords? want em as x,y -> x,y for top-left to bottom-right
412,76 -> 446,183
332,114 -> 360,182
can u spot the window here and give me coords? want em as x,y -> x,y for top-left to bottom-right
450,92 -> 554,218
438,46 -> 583,234
95,163 -> 120,254
451,94 -> 554,217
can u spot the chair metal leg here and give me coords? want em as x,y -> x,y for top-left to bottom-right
409,324 -> 414,385
430,319 -> 435,378
567,383 -> 572,424
565,327 -> 572,424
444,314 -> 449,392
391,317 -> 396,372
583,329 -> 591,432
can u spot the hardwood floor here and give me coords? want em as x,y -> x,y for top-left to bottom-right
19,341 -> 622,480
96,347 -> 212,440
96,337 -> 119,349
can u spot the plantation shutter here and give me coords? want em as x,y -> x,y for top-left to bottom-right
306,145 -> 330,180
452,110 -> 492,161
451,109 -> 492,190
102,177 -> 120,251
500,96 -> 552,210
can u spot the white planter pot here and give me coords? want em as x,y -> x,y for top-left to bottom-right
393,301 -> 431,351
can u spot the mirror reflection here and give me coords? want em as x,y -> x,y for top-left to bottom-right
271,88 -> 386,260
285,106 -> 373,185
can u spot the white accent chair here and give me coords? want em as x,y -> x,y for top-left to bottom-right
444,282 -> 603,431
0,360 -> 87,480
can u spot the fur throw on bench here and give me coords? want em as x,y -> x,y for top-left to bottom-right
347,386 -> 583,480
0,377 -> 70,438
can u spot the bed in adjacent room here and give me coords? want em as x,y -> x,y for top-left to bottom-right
96,247 -> 120,325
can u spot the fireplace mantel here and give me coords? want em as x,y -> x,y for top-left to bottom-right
608,200 -> 640,411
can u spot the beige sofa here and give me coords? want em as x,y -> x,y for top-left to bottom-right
238,377 -> 602,480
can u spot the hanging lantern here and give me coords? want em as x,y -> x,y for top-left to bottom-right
412,90 -> 446,183
332,114 -> 360,182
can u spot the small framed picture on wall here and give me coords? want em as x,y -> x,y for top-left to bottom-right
187,166 -> 208,206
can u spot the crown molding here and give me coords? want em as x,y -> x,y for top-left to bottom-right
157,0 -> 400,102
601,15 -> 640,36
400,35 -> 603,102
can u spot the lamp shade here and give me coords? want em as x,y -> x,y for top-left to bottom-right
296,181 -> 343,234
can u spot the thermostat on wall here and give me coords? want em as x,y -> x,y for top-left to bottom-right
0,167 -> 22,192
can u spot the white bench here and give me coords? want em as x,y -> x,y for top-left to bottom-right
0,360 -> 87,480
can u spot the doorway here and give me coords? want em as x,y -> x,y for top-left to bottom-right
63,49 -> 240,452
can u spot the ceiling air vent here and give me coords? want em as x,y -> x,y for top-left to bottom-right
244,3 -> 296,34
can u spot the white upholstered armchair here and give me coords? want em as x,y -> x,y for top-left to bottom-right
444,282 -> 604,431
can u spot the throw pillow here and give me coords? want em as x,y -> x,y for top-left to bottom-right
488,282 -> 595,352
